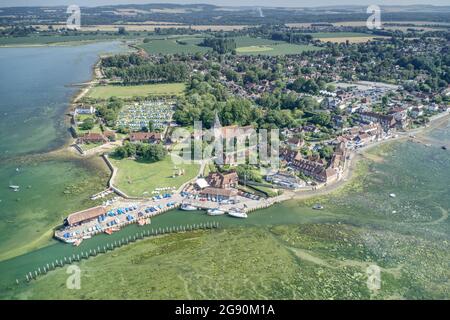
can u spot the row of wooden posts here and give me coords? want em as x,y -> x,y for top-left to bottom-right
20,221 -> 220,285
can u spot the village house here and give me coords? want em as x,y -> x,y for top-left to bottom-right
289,157 -> 338,183
206,171 -> 239,189
129,132 -> 162,144
410,107 -> 424,118
103,130 -> 116,142
332,115 -> 348,129
325,97 -> 347,111
74,105 -> 96,115
388,107 -> 408,122
347,104 -> 362,114
199,187 -> 238,200
427,104 -> 440,112
286,137 -> 304,149
358,111 -> 396,131
354,133 -> 375,146
266,171 -> 304,189
77,132 -> 108,144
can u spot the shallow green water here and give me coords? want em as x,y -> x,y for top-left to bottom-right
0,42 -> 127,262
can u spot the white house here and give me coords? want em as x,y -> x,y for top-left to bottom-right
411,108 -> 424,118
75,106 -> 96,115
427,104 -> 440,112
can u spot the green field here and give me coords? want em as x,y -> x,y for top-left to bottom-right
110,156 -> 199,196
234,36 -> 321,56
139,37 -> 209,55
236,43 -> 320,56
139,35 -> 321,56
236,45 -> 274,53
0,33 -> 141,46
306,32 -> 374,38
87,83 -> 186,99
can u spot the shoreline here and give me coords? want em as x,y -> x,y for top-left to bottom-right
275,111 -> 450,204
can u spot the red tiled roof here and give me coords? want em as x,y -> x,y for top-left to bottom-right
129,132 -> 162,142
66,206 -> 106,225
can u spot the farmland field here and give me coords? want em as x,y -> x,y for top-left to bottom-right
234,36 -> 321,56
308,32 -> 373,38
110,156 -> 200,197
139,37 -> 209,55
306,32 -> 387,43
237,43 -> 321,55
0,33 -> 140,46
87,83 -> 186,99
236,45 -> 274,53
139,35 -> 321,56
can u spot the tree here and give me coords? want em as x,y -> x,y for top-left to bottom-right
311,113 -> 331,127
318,145 -> 334,160
147,121 -> 154,132
142,143 -> 167,162
80,118 -> 95,130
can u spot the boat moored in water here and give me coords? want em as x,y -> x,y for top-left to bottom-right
312,204 -> 324,210
207,208 -> 225,216
227,208 -> 248,219
181,203 -> 198,211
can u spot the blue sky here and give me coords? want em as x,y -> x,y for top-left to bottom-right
0,0 -> 449,8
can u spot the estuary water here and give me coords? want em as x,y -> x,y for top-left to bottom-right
0,42 -> 127,262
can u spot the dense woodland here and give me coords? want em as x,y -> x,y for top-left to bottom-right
102,53 -> 189,85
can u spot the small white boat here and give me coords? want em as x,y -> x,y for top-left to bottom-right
207,208 -> 225,216
181,203 -> 198,211
9,185 -> 20,192
228,208 -> 248,219
82,235 -> 92,240
389,193 -> 396,198
312,204 -> 324,210
73,239 -> 83,247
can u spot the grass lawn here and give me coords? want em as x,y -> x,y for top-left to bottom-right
110,156 -> 199,196
87,83 -> 186,99
76,124 -> 103,136
80,142 -> 104,152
